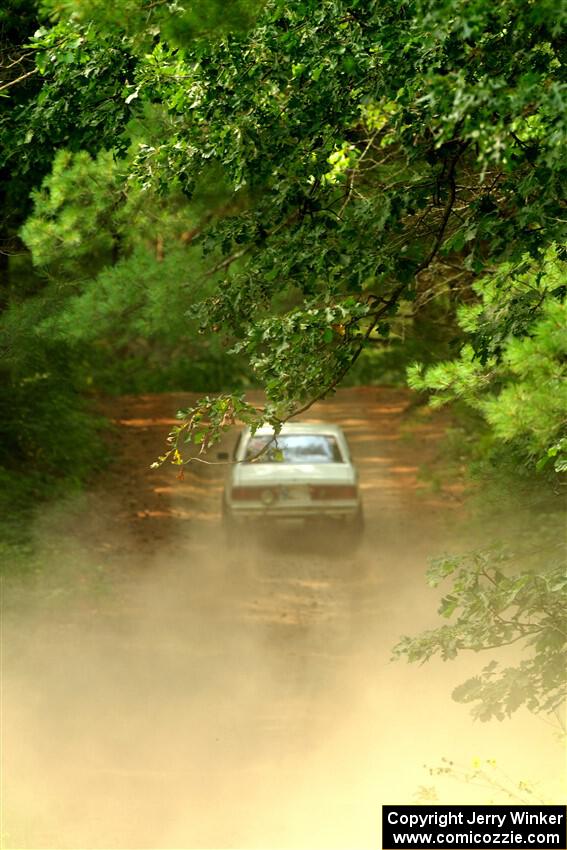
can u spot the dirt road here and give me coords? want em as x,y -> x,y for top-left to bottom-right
2,389 -> 564,849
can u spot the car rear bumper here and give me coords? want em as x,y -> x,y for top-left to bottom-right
225,504 -> 362,524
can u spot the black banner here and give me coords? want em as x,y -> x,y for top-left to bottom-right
382,805 -> 567,849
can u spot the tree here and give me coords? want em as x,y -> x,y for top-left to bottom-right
123,0 -> 565,460
408,251 -> 567,472
4,1 -> 566,463
0,3 -> 262,517
0,0 -> 44,298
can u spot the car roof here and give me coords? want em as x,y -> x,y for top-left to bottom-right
244,422 -> 345,437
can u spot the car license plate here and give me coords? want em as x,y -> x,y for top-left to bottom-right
280,486 -> 309,502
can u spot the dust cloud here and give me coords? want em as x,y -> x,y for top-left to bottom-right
1,389 -> 565,849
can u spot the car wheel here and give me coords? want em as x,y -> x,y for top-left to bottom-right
353,504 -> 365,535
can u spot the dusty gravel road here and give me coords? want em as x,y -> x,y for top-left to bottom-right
2,388 -> 564,849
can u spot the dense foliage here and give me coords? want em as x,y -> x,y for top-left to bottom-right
129,0 -> 567,458
2,0 -> 565,458
409,252 -> 567,473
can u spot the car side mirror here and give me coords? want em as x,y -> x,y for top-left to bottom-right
217,451 -> 229,461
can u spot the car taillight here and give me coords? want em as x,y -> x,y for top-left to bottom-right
309,485 -> 357,500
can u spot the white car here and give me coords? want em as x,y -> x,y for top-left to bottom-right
221,422 -> 364,544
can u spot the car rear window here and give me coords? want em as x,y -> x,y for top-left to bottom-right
244,434 -> 343,464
